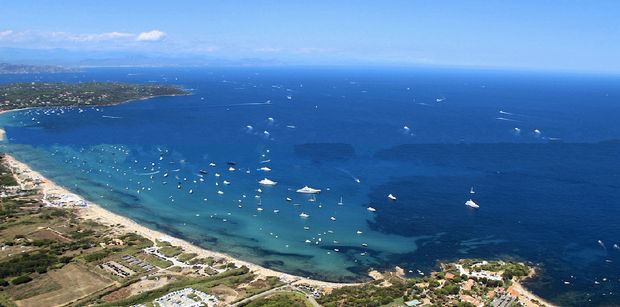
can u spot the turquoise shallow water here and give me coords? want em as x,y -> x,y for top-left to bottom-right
1,67 -> 620,305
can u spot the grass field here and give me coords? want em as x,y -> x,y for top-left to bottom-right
14,263 -> 115,307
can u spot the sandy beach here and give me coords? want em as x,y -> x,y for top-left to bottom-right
2,154 -> 355,289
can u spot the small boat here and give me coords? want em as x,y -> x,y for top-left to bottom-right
286,197 -> 292,202
305,239 -> 311,243
256,207 -> 263,211
367,207 -> 376,212
199,169 -> 208,175
299,212 -> 310,218
470,187 -> 475,194
356,230 -> 363,234
330,216 -> 336,221
337,197 -> 343,205
259,178 -> 277,186
223,180 -> 231,185
188,189 -> 193,194
209,162 -> 216,167
163,173 -> 169,177
296,186 -> 321,194
259,166 -> 271,172
217,190 -> 224,195
308,195 -> 317,202
387,194 -> 397,201
228,166 -> 236,172
303,226 -> 310,230
215,173 -> 221,177
361,243 -> 368,247
273,209 -> 279,213
465,199 -> 479,209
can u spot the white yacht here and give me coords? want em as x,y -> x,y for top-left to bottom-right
387,194 -> 397,201
465,199 -> 479,209
296,186 -> 321,194
259,166 -> 271,172
258,178 -> 277,186
367,206 -> 377,212
299,212 -> 310,218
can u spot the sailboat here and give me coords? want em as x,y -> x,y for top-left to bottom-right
337,196 -> 343,205
470,187 -> 475,194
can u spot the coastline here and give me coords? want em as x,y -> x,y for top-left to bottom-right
2,153 -> 556,305
2,154 -> 353,289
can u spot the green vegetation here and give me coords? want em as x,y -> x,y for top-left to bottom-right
244,291 -> 312,307
177,252 -> 197,262
10,275 -> 32,285
0,82 -> 188,111
0,252 -> 58,279
319,280 -> 408,307
159,246 -> 182,257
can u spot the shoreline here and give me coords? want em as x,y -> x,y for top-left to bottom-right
2,153 -> 556,305
2,154 -> 355,289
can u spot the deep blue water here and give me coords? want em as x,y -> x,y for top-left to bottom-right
1,67 -> 620,305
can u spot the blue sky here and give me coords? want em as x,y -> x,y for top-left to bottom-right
1,0 -> 619,71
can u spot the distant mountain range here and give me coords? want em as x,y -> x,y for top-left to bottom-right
0,47 -> 282,68
0,62 -> 79,74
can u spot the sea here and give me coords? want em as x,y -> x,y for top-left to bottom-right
1,67 -> 619,305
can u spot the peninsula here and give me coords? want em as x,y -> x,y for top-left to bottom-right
0,63 -> 79,75
0,82 -> 188,112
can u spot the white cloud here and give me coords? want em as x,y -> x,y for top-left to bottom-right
136,30 -> 166,42
49,31 -> 133,42
0,30 -> 14,39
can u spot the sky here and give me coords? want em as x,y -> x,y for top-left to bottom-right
1,0 -> 619,72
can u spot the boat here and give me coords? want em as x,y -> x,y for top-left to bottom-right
330,216 -> 336,221
209,162 -> 216,167
308,195 -> 316,202
465,199 -> 479,209
367,207 -> 377,212
387,194 -> 397,201
217,190 -> 224,195
286,197 -> 292,202
296,186 -> 321,194
470,187 -> 475,194
259,178 -> 277,186
299,212 -> 310,218
356,230 -> 363,234
256,207 -> 263,211
259,166 -> 271,172
223,180 -> 230,185
273,209 -> 280,213
199,169 -> 208,175
337,197 -> 343,205
228,166 -> 236,171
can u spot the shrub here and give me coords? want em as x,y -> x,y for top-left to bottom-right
11,275 -> 32,285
